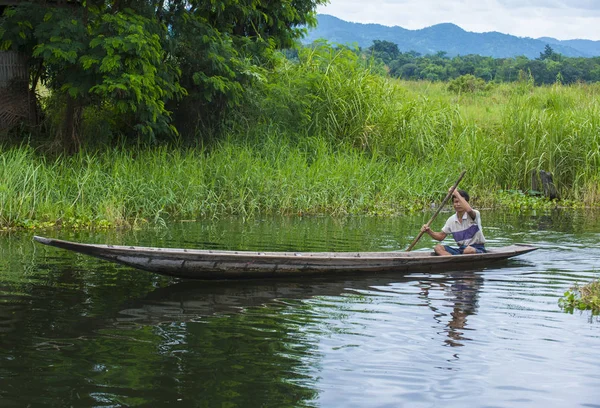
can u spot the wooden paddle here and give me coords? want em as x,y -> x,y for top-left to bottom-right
405,170 -> 467,251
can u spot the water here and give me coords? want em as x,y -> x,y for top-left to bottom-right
1,211 -> 599,407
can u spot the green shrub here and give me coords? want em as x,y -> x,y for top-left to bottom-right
447,74 -> 487,94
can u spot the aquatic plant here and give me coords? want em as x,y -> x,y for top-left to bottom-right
560,279 -> 600,315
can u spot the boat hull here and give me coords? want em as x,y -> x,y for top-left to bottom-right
33,236 -> 537,279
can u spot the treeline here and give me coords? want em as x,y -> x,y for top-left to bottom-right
362,40 -> 600,85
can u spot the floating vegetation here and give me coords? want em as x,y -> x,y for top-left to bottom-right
560,279 -> 600,316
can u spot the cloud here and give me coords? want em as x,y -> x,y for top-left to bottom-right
498,0 -> 600,11
317,0 -> 600,40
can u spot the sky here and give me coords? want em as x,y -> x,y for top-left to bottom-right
316,0 -> 600,41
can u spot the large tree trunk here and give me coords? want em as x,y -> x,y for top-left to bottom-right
59,94 -> 82,154
0,51 -> 30,132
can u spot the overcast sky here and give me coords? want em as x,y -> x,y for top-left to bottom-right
317,0 -> 600,41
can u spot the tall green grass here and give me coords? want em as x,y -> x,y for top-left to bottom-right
235,44 -> 600,203
0,140 -> 452,229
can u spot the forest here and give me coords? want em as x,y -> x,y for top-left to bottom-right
362,40 -> 600,84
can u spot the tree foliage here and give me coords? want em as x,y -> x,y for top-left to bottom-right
165,0 -> 326,139
2,2 -> 186,149
0,0 -> 326,149
367,40 -> 399,65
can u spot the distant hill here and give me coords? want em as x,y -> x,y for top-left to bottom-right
537,37 -> 600,57
302,15 -> 600,58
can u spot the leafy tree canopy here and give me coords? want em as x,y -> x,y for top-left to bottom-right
0,0 -> 327,149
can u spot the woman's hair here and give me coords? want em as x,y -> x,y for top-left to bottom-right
456,189 -> 470,202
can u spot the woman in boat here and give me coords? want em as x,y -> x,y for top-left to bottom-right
420,189 -> 486,256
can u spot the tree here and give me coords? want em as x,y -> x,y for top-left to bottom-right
0,0 -> 327,150
166,0 -> 326,140
1,2 -> 184,151
421,63 -> 445,81
367,40 -> 399,65
539,44 -> 561,62
398,63 -> 419,80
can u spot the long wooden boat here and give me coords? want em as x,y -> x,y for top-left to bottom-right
33,235 -> 537,280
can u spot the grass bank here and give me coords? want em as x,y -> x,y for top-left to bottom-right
0,132 -> 593,231
0,140 -> 457,230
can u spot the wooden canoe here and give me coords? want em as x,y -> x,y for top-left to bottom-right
33,235 -> 537,280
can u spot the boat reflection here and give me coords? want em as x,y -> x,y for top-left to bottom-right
114,268 -> 494,350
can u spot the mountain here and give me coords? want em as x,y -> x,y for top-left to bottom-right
537,37 -> 600,57
302,15 -> 600,59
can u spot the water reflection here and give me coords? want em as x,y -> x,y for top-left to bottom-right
417,272 -> 483,348
445,275 -> 482,347
115,273 -> 483,327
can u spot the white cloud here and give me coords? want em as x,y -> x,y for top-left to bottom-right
317,0 -> 600,40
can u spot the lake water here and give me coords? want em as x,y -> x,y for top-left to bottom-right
1,210 -> 599,407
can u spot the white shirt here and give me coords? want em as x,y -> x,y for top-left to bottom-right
441,210 -> 486,246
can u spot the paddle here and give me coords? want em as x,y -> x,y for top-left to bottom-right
405,170 -> 467,251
